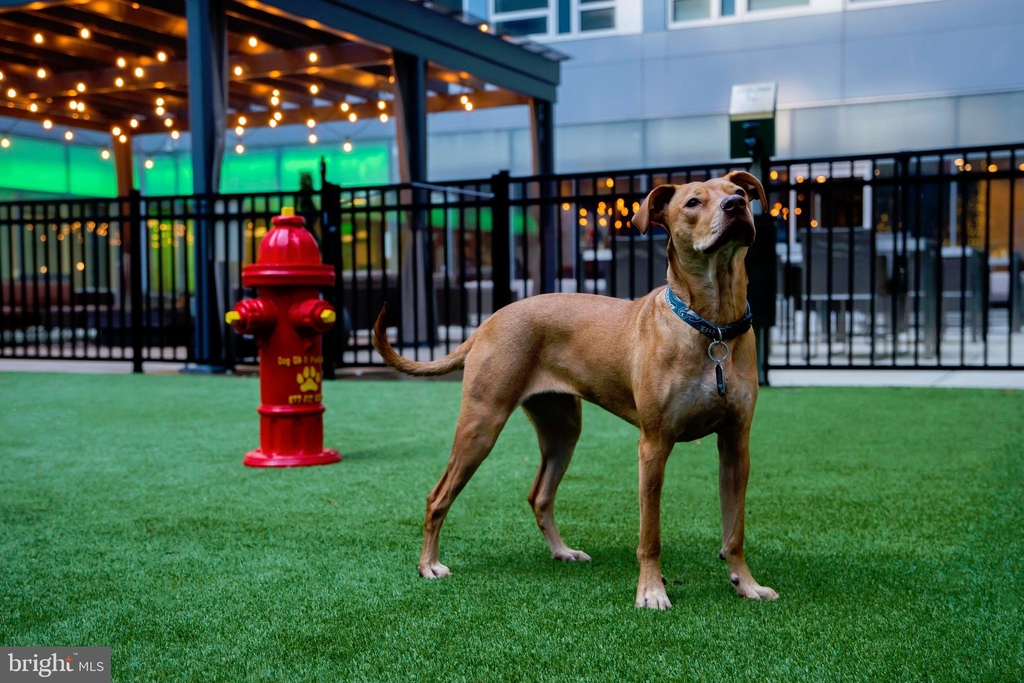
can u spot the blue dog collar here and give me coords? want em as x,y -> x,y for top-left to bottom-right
663,287 -> 753,342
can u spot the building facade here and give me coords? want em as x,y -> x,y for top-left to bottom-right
425,0 -> 1024,179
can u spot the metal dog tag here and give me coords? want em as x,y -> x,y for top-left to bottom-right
707,339 -> 729,397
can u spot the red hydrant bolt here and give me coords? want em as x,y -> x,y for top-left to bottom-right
228,208 -> 341,468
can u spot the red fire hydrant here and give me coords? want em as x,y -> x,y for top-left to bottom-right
226,208 -> 341,467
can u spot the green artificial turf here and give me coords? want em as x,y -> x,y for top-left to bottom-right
1,372 -> 1022,681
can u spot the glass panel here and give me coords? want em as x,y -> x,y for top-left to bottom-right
747,0 -> 809,10
68,146 -> 117,197
673,0 -> 710,21
495,0 -> 547,11
721,0 -> 735,15
495,16 -> 548,35
580,7 -> 614,31
558,0 -> 570,33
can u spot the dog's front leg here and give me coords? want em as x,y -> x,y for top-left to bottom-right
635,432 -> 673,610
717,425 -> 778,600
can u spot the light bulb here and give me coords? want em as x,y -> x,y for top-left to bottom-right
248,36 -> 258,48
101,149 -> 110,159
308,133 -> 317,143
80,27 -> 91,39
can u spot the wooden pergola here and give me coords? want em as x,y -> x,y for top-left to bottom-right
0,0 -> 564,194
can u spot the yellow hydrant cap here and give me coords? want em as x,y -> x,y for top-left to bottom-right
320,309 -> 336,324
225,311 -> 241,324
280,206 -> 295,217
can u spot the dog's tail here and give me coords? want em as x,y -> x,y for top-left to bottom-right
372,302 -> 473,377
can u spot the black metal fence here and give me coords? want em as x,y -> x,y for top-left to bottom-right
765,144 -> 1024,370
2,144 -> 1022,374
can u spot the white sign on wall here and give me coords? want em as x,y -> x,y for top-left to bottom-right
729,82 -> 778,121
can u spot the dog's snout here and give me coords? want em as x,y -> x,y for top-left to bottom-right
720,195 -> 747,214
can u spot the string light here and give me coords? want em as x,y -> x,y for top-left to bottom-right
37,68 -> 47,79
101,149 -> 110,159
235,143 -> 244,154
238,116 -> 247,126
270,96 -> 279,106
144,159 -> 154,169
272,89 -> 280,97
69,100 -> 78,110
5,88 -> 14,98
268,119 -> 277,128
273,111 -> 282,121
460,95 -> 468,104
480,23 -> 489,31
43,119 -> 53,129
134,67 -> 144,78
112,126 -> 121,136
76,82 -> 86,92
64,130 -> 74,141
248,36 -> 258,48
155,106 -> 164,115
157,51 -> 167,62
170,130 -> 179,140
117,57 -> 126,68
129,118 -> 139,129
1,137 -> 9,149
80,27 -> 91,39
342,138 -> 352,153
233,65 -> 243,77
308,133 -> 317,143
0,70 -> 3,80
308,51 -> 318,63
379,113 -> 388,123
464,102 -> 473,111
115,77 -> 124,87
33,33 -> 43,44
340,102 -> 350,112
306,118 -> 316,128
309,84 -> 319,94
156,97 -> 165,106
118,134 -> 127,143
29,103 -> 38,112
348,112 -> 357,123
163,118 -> 173,127
377,100 -> 386,110
234,125 -> 244,135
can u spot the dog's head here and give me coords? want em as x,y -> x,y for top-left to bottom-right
631,171 -> 766,257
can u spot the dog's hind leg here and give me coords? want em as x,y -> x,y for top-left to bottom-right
522,393 -> 590,562
419,400 -> 512,579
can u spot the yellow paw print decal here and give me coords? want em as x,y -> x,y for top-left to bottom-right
296,366 -> 321,392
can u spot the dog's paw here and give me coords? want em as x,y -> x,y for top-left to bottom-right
418,562 -> 451,579
551,548 -> 591,562
635,585 -> 672,610
732,576 -> 778,600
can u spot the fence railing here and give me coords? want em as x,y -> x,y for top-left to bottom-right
765,144 -> 1024,369
2,144 -> 1022,374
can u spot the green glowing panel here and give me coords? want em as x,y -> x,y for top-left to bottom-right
69,146 -> 117,197
0,136 -> 69,195
334,146 -> 390,187
221,149 -> 280,193
141,155 -> 178,196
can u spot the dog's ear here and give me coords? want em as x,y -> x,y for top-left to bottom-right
724,171 -> 767,210
632,184 -> 676,234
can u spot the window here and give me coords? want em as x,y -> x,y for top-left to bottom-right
491,0 -> 632,38
670,0 -> 826,27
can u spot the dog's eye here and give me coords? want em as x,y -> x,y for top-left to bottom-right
734,188 -> 746,196
685,198 -> 701,208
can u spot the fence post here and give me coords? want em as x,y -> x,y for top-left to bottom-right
745,153 -> 775,386
128,189 -> 144,374
491,170 -> 512,311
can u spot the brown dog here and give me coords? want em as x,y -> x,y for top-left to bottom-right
372,171 -> 778,609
